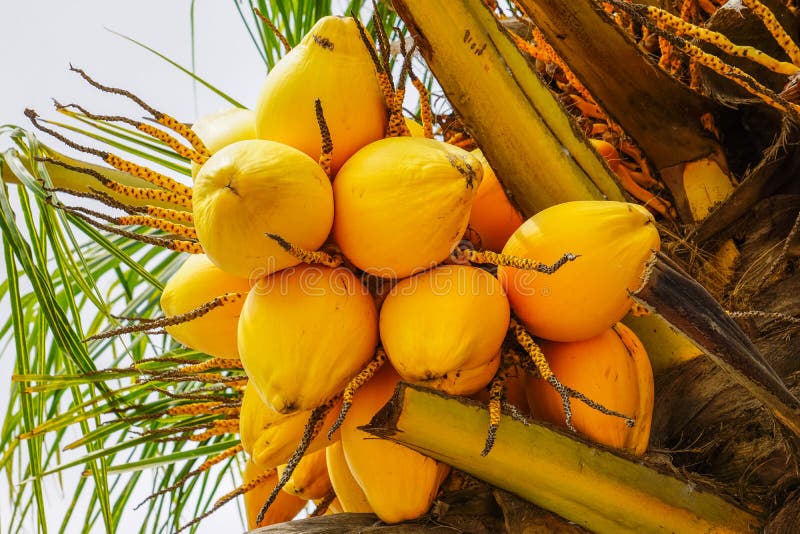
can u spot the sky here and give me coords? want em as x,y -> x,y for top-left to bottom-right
0,1 -> 280,532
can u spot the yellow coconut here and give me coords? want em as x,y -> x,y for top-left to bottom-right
240,385 -> 342,470
341,365 -> 450,523
467,149 -> 524,252
238,265 -> 378,413
160,254 -> 250,359
190,107 -> 256,178
242,460 -> 307,530
278,447 -> 332,500
255,16 -> 387,175
379,265 -> 509,394
498,201 -> 660,342
525,323 -> 654,455
333,137 -> 482,278
192,139 -> 333,279
325,441 -> 372,513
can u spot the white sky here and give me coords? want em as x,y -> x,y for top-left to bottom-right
0,1 -> 281,532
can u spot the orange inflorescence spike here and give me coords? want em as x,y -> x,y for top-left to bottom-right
328,348 -> 387,439
85,292 -> 242,341
386,88 -> 410,138
459,248 -> 578,274
509,30 -> 549,62
679,0 -> 696,21
155,114 -> 212,160
189,419 -> 240,441
115,215 -> 197,239
109,182 -> 193,209
741,0 -> 800,65
143,205 -> 194,224
104,154 -> 193,199
481,365 -> 508,457
53,102 -> 209,165
643,4 -> 799,75
178,357 -> 244,375
256,399 -> 336,524
167,402 -> 240,417
512,318 -> 634,432
136,123 -> 208,165
314,99 -> 333,178
265,233 -> 342,267
136,443 -> 246,512
68,65 -> 212,158
411,77 -> 435,139
352,14 -> 394,109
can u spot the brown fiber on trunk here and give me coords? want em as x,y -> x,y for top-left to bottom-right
651,195 -> 800,512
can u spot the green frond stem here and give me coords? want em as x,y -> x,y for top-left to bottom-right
328,347 -> 387,439
69,64 -> 211,158
264,233 -> 342,267
255,399 -> 337,525
84,292 -> 242,341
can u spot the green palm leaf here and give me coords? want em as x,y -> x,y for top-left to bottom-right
0,2 -> 407,532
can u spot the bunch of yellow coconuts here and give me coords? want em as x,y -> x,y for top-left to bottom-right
159,15 -> 660,527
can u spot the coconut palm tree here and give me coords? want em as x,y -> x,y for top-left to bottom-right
3,1 -> 800,533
